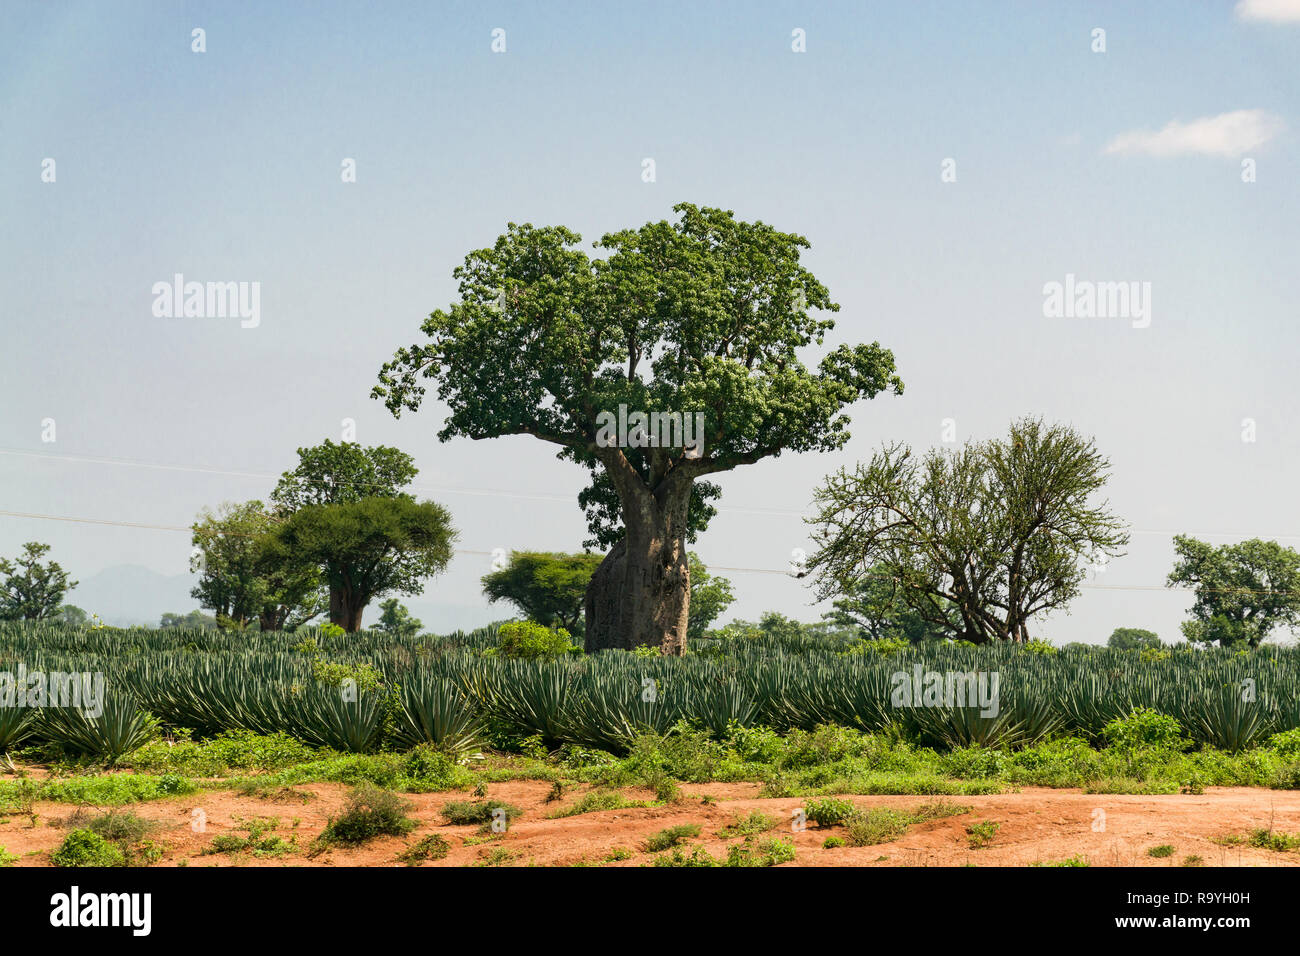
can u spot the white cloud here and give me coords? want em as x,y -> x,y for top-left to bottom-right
1103,109 -> 1284,158
1235,0 -> 1300,23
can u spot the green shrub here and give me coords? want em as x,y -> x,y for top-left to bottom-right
1032,855 -> 1090,867
1270,761 -> 1300,790
966,820 -> 1000,848
85,809 -> 153,845
803,797 -> 859,828
725,837 -> 796,866
399,833 -> 451,865
1102,708 -> 1187,753
127,730 -> 318,775
201,817 -> 295,858
51,829 -> 125,867
1147,844 -> 1175,858
724,724 -> 785,764
33,773 -> 198,805
652,846 -> 719,867
1267,729 -> 1300,759
546,790 -> 649,819
1247,828 -> 1300,851
495,621 -> 577,659
643,824 -> 701,852
941,745 -> 1007,779
311,783 -> 415,850
846,808 -> 913,846
440,799 -> 524,827
717,811 -> 777,838
401,745 -> 476,792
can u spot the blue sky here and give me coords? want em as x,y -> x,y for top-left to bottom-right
2,1 -> 1298,641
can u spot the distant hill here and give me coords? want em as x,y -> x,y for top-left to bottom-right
68,564 -> 199,627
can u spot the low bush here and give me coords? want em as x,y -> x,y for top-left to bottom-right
51,829 -> 125,867
311,783 -> 415,851
494,621 -> 578,659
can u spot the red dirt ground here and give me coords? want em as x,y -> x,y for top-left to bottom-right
3,778 -> 1298,867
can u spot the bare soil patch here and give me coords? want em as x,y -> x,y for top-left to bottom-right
3,778 -> 1297,867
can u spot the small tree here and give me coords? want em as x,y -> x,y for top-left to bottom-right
481,551 -> 603,634
686,554 -> 735,640
160,610 -> 219,630
1107,627 -> 1161,651
272,440 -> 420,626
190,500 -> 326,631
375,598 -> 423,639
0,542 -> 77,621
1167,536 -> 1300,647
820,566 -> 950,643
58,604 -> 90,627
808,419 -> 1129,644
266,497 -> 456,632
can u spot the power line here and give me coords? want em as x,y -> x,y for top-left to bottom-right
5,507 -> 1299,597
5,446 -> 1297,536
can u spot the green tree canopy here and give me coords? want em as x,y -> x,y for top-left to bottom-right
375,203 -> 901,653
1106,627 -> 1161,651
58,604 -> 90,627
159,610 -> 219,630
820,565 -> 952,643
270,441 -> 422,628
266,497 -> 456,632
481,551 -> 603,634
1167,535 -> 1300,647
807,418 -> 1129,644
190,500 -> 326,631
271,440 -> 417,511
375,598 -> 423,639
0,542 -> 77,621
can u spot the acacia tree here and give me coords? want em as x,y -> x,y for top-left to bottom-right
481,551 -> 604,634
374,203 -> 902,654
1167,536 -> 1300,647
271,441 -> 418,625
0,542 -> 77,621
190,500 -> 325,631
807,418 -> 1129,644
266,497 -> 456,632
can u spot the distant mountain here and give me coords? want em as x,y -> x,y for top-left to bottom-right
66,564 -> 199,627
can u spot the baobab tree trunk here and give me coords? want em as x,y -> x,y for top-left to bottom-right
329,586 -> 343,628
584,462 -> 692,655
585,537 -> 690,655
328,582 -> 367,632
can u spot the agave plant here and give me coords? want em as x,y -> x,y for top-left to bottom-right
37,694 -> 161,763
390,675 -> 483,756
286,685 -> 387,752
0,703 -> 34,754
